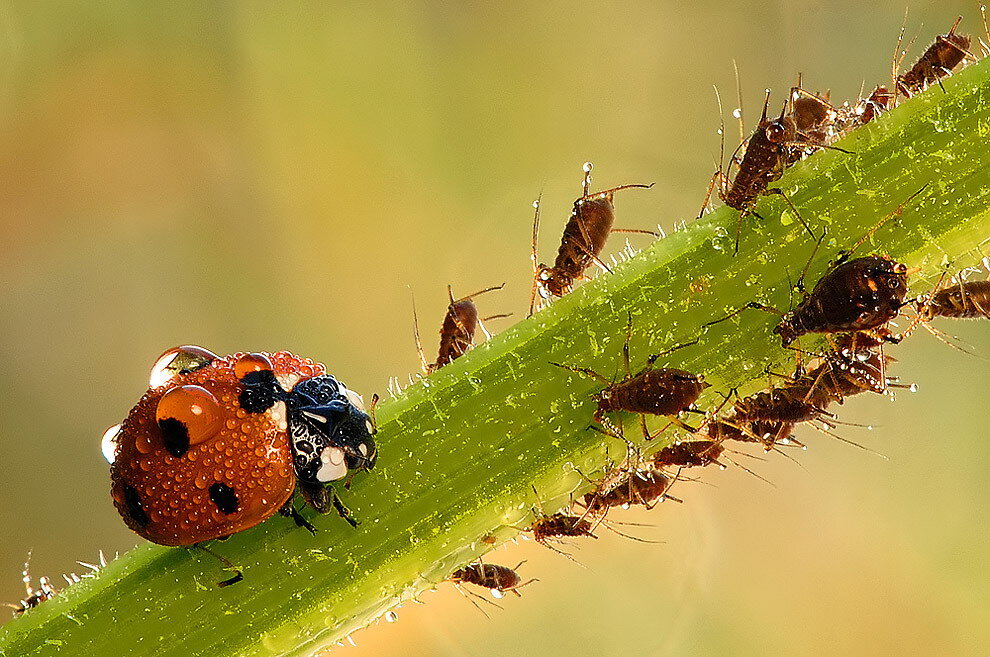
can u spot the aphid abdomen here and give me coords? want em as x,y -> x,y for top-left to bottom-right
434,299 -> 480,368
552,196 -> 615,278
606,369 -> 706,417
930,281 -> 990,318
654,440 -> 725,468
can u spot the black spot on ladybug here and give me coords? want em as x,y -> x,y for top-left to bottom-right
295,440 -> 314,454
238,370 -> 284,413
157,417 -> 190,457
123,484 -> 150,528
209,483 -> 240,515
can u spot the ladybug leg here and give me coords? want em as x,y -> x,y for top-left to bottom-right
278,500 -> 317,535
299,481 -> 359,528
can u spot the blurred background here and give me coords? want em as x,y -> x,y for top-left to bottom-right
1,0 -> 988,655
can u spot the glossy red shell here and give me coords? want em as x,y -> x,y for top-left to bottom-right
109,351 -> 325,546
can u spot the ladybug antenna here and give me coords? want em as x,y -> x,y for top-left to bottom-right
192,544 -> 243,587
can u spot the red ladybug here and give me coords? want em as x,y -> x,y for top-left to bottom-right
103,347 -> 377,582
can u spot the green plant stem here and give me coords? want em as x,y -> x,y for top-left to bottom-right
3,57 -> 990,657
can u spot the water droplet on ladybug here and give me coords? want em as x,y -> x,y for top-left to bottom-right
149,346 -> 217,388
234,353 -> 274,380
101,423 -> 122,464
155,385 -> 223,455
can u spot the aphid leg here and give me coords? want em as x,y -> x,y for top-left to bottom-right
981,5 -> 990,58
448,283 -> 507,346
192,543 -> 243,587
506,562 -> 538,597
528,195 -> 544,317
697,171 -> 728,219
410,291 -> 432,374
278,500 -> 317,535
478,313 -> 512,340
763,188 -> 817,240
840,185 -> 928,262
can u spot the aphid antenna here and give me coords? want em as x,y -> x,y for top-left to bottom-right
981,5 -> 990,58
644,339 -> 701,367
549,361 -> 612,385
191,544 -> 243,588
890,7 -> 918,103
447,282 -> 507,345
702,300 -> 783,330
810,424 -> 889,460
733,59 -> 745,146
449,282 -> 506,305
838,184 -> 929,264
720,453 -> 776,487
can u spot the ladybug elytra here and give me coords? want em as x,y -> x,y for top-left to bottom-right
104,347 -> 377,551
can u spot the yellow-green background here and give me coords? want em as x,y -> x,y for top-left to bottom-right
1,1 -> 987,655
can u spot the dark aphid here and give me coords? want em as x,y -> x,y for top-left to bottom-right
530,162 -> 654,313
699,89 -> 818,251
7,558 -> 57,616
529,511 -> 597,545
579,462 -> 678,517
896,17 -> 973,98
653,439 -> 725,468
855,85 -> 895,126
919,279 -> 990,320
450,561 -> 536,599
551,317 -> 707,440
414,284 -> 508,373
775,255 -> 910,347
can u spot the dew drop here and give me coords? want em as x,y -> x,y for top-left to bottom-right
582,161 -> 593,173
732,108 -> 742,119
148,346 -> 217,388
385,611 -> 398,623
101,424 -> 122,464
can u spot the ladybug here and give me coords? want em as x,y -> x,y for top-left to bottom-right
103,346 -> 377,582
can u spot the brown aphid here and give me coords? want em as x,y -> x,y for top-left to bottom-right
579,463 -> 677,517
653,439 -> 725,468
785,79 -> 840,164
529,511 -> 597,545
551,317 -> 707,440
530,162 -> 654,313
775,255 -> 910,347
919,279 -> 990,320
896,17 -> 973,98
7,558 -> 57,616
414,284 -> 509,373
699,89 -> 818,251
450,561 -> 536,599
856,85 -> 896,125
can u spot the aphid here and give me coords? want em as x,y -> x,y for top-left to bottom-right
7,557 -> 57,616
414,284 -> 509,373
855,85 -> 895,126
699,88 -> 818,251
895,17 -> 973,98
529,511 -> 598,546
918,279 -> 990,320
105,347 -> 378,585
653,439 -> 725,469
578,460 -> 679,517
551,317 -> 707,440
450,561 -> 536,599
708,191 -> 924,350
774,255 -> 910,347
530,162 -> 654,313
785,78 -> 840,164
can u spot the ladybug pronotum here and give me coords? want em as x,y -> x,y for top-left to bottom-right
104,347 -> 377,551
